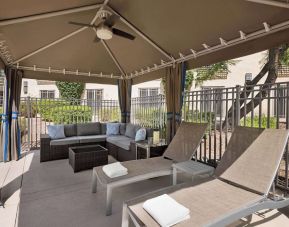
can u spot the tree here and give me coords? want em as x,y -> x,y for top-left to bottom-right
224,44 -> 289,128
161,60 -> 235,93
56,81 -> 85,100
191,60 -> 236,89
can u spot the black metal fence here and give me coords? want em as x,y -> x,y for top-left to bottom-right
183,82 -> 289,191
131,94 -> 167,138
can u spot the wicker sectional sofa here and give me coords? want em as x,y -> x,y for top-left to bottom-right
40,122 -> 153,162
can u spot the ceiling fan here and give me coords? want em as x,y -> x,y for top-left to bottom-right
69,10 -> 135,42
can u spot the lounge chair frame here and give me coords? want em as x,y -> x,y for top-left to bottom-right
121,127 -> 289,226
91,122 -> 208,216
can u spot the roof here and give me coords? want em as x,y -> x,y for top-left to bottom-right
0,0 -> 289,84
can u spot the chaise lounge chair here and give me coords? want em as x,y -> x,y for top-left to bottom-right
122,126 -> 289,227
91,122 -> 208,215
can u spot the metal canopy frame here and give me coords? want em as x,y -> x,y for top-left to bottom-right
245,0 -> 289,9
0,3 -> 103,26
1,1 -> 289,80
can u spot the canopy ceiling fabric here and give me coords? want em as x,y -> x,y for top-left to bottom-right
0,0 -> 289,85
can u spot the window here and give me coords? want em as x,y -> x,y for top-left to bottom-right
86,89 -> 103,106
40,90 -> 55,99
23,81 -> 28,94
139,88 -> 159,97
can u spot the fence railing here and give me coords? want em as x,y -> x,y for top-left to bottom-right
131,94 -> 167,138
1,81 -> 289,191
19,97 -> 121,149
183,82 -> 289,191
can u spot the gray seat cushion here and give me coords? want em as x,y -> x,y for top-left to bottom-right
107,135 -> 134,150
50,136 -> 79,146
78,135 -> 107,143
64,124 -> 77,137
77,122 -> 101,136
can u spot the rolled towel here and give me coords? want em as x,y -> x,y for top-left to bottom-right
102,162 -> 128,178
143,194 -> 190,227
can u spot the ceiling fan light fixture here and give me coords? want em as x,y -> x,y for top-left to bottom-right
96,26 -> 113,40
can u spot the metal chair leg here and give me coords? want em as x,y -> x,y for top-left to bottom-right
106,186 -> 112,216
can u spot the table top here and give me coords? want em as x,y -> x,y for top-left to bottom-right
135,141 -> 167,148
69,144 -> 107,153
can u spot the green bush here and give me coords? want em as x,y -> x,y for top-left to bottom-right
45,105 -> 92,124
240,115 -> 277,129
134,107 -> 167,129
100,107 -> 120,122
19,101 -> 38,117
183,109 -> 215,123
37,99 -> 70,121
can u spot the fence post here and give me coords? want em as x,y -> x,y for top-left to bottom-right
26,96 -> 31,151
235,85 -> 241,126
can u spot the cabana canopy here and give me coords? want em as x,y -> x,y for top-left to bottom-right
0,0 -> 289,85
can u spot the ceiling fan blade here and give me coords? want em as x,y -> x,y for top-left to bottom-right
112,28 -> 135,40
104,14 -> 120,27
68,21 -> 97,28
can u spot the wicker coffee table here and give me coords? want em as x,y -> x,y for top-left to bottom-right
69,145 -> 108,172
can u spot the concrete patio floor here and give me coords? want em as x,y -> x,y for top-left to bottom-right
1,150 -> 289,227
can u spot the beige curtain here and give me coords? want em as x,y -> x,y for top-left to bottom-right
165,63 -> 186,142
118,79 -> 132,123
0,67 -> 23,161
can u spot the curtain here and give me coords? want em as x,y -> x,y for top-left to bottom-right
118,79 -> 132,123
0,67 -> 23,162
165,62 -> 186,142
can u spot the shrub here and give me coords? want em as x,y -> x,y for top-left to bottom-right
56,81 -> 85,100
134,107 -> 167,129
37,99 -> 70,121
100,107 -> 120,122
240,115 -> 277,129
46,105 -> 92,124
183,109 -> 215,123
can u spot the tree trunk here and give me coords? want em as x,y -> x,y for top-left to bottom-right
223,45 -> 287,128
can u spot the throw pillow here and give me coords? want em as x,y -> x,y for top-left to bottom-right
47,125 -> 66,139
106,123 -> 120,136
135,128 -> 146,142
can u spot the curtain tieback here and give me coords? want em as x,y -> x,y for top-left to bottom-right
1,114 -> 7,122
175,112 -> 182,122
12,111 -> 19,119
167,112 -> 173,119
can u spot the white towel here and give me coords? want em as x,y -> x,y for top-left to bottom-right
102,162 -> 128,178
143,194 -> 190,227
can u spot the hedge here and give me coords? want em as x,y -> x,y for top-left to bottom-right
45,105 -> 92,124
240,115 -> 277,129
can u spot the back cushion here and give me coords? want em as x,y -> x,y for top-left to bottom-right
77,122 -> 101,136
100,123 -> 107,135
64,124 -> 77,137
125,123 -> 136,138
47,125 -> 66,140
120,123 -> 126,135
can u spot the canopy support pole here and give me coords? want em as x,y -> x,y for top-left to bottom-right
101,39 -> 126,77
107,5 -> 173,61
245,0 -> 289,9
0,4 -> 103,26
12,0 -> 110,65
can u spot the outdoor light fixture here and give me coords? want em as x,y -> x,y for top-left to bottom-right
96,25 -> 113,40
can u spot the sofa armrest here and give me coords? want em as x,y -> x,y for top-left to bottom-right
40,134 -> 51,162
